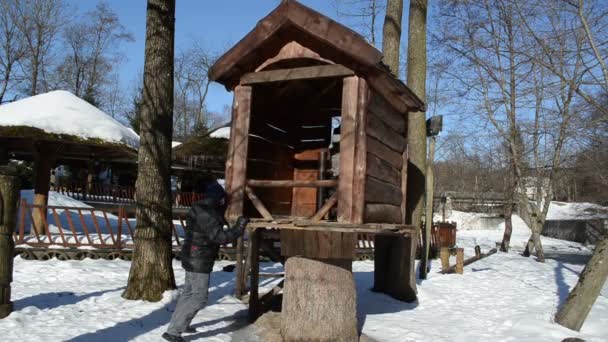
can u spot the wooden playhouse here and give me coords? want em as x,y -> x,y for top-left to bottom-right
209,0 -> 426,325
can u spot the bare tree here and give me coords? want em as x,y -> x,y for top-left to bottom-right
56,1 -> 133,106
333,0 -> 385,47
173,42 -> 217,140
435,0 -> 593,261
0,1 -> 25,103
122,0 -> 176,302
13,0 -> 66,96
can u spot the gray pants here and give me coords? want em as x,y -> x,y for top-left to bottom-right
166,271 -> 211,336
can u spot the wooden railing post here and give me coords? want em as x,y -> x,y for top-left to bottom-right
0,166 -> 20,319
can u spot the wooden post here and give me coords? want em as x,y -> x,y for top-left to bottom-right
420,136 -> 436,279
455,248 -> 464,275
32,143 -> 57,235
0,166 -> 19,318
226,85 -> 252,299
440,247 -> 450,271
474,245 -> 481,258
84,158 -> 94,201
248,228 -> 261,322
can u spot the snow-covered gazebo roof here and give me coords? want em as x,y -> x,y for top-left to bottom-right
0,90 -> 139,163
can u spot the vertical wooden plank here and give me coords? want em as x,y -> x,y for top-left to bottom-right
338,76 -> 359,223
226,85 -> 252,220
351,78 -> 369,224
223,94 -> 239,207
248,227 -> 261,322
226,85 -> 252,299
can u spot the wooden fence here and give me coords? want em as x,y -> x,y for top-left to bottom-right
13,200 -> 457,261
51,183 -> 204,207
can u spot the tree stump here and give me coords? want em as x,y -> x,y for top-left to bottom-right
281,257 -> 358,342
0,166 -> 20,318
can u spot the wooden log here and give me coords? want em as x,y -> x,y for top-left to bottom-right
311,192 -> 338,222
366,111 -> 407,152
281,257 -> 358,342
280,230 -> 356,259
364,203 -> 402,224
245,186 -> 274,220
241,64 -> 354,85
367,153 -> 400,186
441,248 -> 498,274
0,166 -> 19,318
455,248 -> 464,274
247,179 -> 338,188
368,91 -> 406,134
367,136 -> 403,169
365,176 -> 402,206
440,247 -> 450,271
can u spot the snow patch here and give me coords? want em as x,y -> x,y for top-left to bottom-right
0,90 -> 139,148
210,126 -> 230,139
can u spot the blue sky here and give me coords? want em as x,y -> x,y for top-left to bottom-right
66,0 -> 374,116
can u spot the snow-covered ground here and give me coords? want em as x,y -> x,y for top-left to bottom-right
4,194 -> 607,341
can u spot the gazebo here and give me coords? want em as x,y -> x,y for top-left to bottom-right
209,0 -> 425,339
0,90 -> 139,233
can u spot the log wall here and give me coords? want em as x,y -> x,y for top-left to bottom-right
364,91 -> 408,224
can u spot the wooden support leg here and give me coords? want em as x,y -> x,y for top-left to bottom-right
440,247 -> 450,271
455,248 -> 464,274
0,167 -> 19,318
32,143 -> 57,236
235,236 -> 245,299
248,228 -> 261,322
373,235 -> 418,302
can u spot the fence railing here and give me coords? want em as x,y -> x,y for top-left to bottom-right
13,199 -> 457,260
51,183 -> 204,207
13,199 -> 189,250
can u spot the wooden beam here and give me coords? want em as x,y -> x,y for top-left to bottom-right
245,186 -> 274,220
247,179 -> 338,188
338,76 -> 359,223
311,192 -> 338,221
248,227 -> 261,322
241,64 -> 354,85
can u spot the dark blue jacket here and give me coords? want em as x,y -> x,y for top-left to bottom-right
181,199 -> 247,273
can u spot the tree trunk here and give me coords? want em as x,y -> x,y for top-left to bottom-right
123,0 -> 176,302
500,211 -> 513,252
382,0 -> 404,76
0,167 -> 19,319
555,239 -> 608,332
405,0 -> 427,227
31,143 -> 57,236
281,257 -> 358,342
